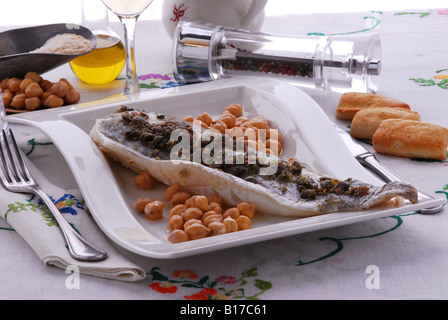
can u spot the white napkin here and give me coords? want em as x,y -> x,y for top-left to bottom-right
0,128 -> 146,282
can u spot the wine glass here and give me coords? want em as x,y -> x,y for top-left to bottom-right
101,0 -> 154,95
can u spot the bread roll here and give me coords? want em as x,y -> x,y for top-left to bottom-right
350,107 -> 421,140
336,93 -> 410,120
372,119 -> 448,160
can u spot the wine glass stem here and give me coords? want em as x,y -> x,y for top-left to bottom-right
120,16 -> 140,94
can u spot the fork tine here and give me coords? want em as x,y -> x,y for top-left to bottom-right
0,130 -> 15,183
1,129 -> 32,184
8,129 -> 33,183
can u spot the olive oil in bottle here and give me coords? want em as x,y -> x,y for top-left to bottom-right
70,34 -> 125,85
71,0 -> 126,84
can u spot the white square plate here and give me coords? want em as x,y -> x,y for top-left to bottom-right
6,78 -> 445,258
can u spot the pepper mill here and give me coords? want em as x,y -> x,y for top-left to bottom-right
173,20 -> 382,93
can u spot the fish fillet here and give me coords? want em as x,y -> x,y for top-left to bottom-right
89,107 -> 418,217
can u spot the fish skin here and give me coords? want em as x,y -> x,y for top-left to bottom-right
90,108 -> 418,217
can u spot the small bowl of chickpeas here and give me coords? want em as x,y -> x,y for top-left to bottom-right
1,71 -> 80,113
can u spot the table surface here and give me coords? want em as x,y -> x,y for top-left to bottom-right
1,3 -> 448,301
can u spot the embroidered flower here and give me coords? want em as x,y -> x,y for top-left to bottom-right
184,288 -> 231,300
173,269 -> 198,279
161,81 -> 180,89
437,9 -> 448,15
149,282 -> 178,294
185,288 -> 216,300
139,73 -> 172,81
215,275 -> 237,285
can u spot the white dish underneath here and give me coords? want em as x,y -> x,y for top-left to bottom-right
6,78 -> 446,258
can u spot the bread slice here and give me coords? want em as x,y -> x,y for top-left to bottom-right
372,119 -> 448,160
336,93 -> 410,120
350,107 -> 421,140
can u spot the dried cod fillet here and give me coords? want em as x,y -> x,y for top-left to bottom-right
89,108 -> 418,217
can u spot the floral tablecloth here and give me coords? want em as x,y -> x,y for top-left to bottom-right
1,8 -> 448,302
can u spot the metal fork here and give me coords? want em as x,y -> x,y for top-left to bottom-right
0,129 -> 107,261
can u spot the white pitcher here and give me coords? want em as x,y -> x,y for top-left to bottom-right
162,0 -> 268,38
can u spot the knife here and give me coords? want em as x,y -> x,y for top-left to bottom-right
333,123 -> 443,214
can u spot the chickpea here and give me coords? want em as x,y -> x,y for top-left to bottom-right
144,200 -> 164,220
224,104 -> 243,118
184,197 -> 193,208
19,78 -> 35,92
266,128 -> 282,142
236,202 -> 255,219
196,112 -> 213,126
7,78 -> 22,93
256,140 -> 266,151
170,191 -> 191,205
168,230 -> 188,243
203,214 -> 222,227
135,197 -> 155,213
2,91 -> 13,107
50,81 -> 69,98
44,94 -> 64,108
234,120 -> 244,127
165,184 -> 181,201
25,82 -> 44,98
41,91 -> 52,103
237,116 -> 249,124
25,72 -> 41,83
222,207 -> 240,220
193,119 -> 208,129
201,210 -> 219,223
25,97 -> 41,111
134,171 -> 154,190
189,195 -> 208,212
212,120 -> 227,134
229,127 -> 245,140
266,139 -> 282,155
168,215 -> 184,231
244,117 -> 268,130
207,202 -> 222,215
208,221 -> 227,236
181,207 -> 203,221
1,78 -> 10,91
64,88 -> 80,104
219,113 -> 236,129
39,79 -> 53,92
183,219 -> 202,229
169,204 -> 186,218
246,140 -> 259,152
182,115 -> 194,122
223,217 -> 238,233
59,78 -> 74,90
10,93 -> 26,109
184,223 -> 210,240
236,215 -> 252,230
244,127 -> 258,142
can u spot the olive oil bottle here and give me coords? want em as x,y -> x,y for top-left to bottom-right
70,34 -> 125,84
70,0 -> 125,85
